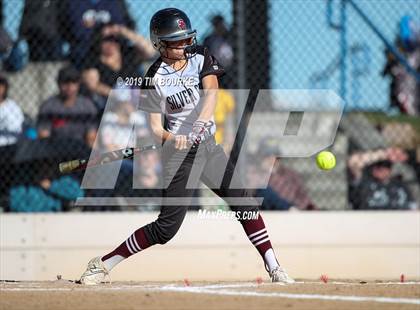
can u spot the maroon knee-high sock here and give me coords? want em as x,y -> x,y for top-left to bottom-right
101,227 -> 151,270
240,213 -> 279,271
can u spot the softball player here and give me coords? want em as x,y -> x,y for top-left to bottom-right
80,8 -> 294,285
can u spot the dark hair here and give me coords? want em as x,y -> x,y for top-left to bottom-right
211,15 -> 225,26
88,24 -> 124,60
367,160 -> 393,175
102,34 -> 123,45
0,74 -> 8,99
372,159 -> 393,168
57,66 -> 80,84
83,23 -> 137,70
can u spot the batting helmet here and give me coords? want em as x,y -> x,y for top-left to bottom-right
150,8 -> 197,57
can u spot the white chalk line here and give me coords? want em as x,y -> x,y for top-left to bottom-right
155,285 -> 420,305
1,287 -> 74,291
1,281 -> 419,291
298,281 -> 420,286
194,281 -> 420,287
0,284 -> 161,292
195,282 -> 260,289
1,282 -> 420,305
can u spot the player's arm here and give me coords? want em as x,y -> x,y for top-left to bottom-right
197,46 -> 224,123
37,104 -> 51,138
197,75 -> 219,122
149,113 -> 188,150
149,112 -> 171,142
102,24 -> 156,59
187,46 -> 224,145
187,74 -> 219,145
82,68 -> 112,97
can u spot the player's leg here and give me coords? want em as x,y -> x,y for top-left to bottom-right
102,148 -> 197,267
200,142 -> 294,283
80,147 -> 198,284
142,145 -> 205,243
99,204 -> 188,271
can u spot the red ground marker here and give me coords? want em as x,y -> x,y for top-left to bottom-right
320,274 -> 328,283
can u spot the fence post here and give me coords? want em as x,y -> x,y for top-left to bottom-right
340,0 -> 348,106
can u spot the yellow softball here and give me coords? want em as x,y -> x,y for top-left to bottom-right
316,151 -> 336,170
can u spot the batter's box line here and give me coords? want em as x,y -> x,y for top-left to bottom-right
148,285 -> 420,305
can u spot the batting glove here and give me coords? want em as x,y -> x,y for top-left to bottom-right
188,120 -> 213,145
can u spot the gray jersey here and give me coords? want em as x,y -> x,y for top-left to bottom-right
140,46 -> 224,135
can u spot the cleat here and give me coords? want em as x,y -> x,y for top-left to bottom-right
79,256 -> 110,285
269,266 -> 295,284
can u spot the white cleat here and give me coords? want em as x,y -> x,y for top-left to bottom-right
79,256 -> 110,285
270,266 -> 295,284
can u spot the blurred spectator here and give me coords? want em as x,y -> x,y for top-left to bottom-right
381,122 -> 418,150
352,160 -> 416,210
348,147 -> 417,210
247,140 -> 316,210
203,16 -> 235,148
1,25 -> 27,72
246,159 -> 292,210
10,1 -> 64,118
60,0 -> 136,68
407,146 -> 420,184
99,97 -> 150,195
37,66 -> 97,147
0,27 -> 13,61
214,89 -> 235,147
203,15 -> 234,88
348,147 -> 409,181
19,0 -> 65,62
10,1 -> 64,114
134,150 -> 161,190
0,75 -> 24,146
102,24 -> 155,61
383,15 -> 420,115
81,24 -> 155,114
203,15 -> 233,70
0,74 -> 23,208
9,162 -> 83,212
100,99 -> 148,151
268,158 -> 316,210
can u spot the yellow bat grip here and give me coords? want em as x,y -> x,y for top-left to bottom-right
59,160 -> 81,174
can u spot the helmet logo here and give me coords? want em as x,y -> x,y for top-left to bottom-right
177,19 -> 187,30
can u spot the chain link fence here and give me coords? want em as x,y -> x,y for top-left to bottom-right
0,0 -> 419,212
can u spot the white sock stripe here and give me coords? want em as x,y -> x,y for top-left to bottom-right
247,228 -> 266,239
125,239 -> 135,255
130,235 -> 141,252
250,232 -> 269,244
249,230 -> 268,240
254,237 -> 271,246
131,234 -> 142,252
128,236 -> 139,253
249,231 -> 268,243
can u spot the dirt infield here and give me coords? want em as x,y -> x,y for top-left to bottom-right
1,280 -> 419,310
